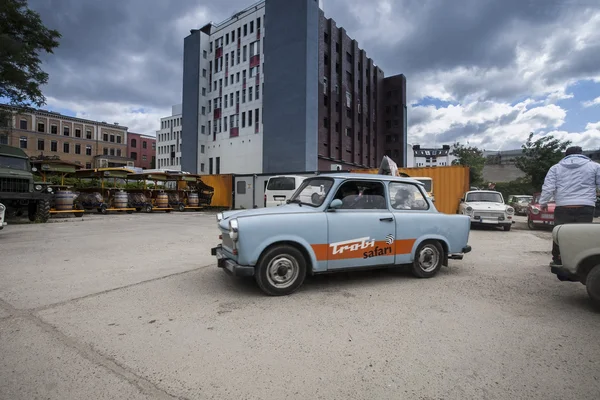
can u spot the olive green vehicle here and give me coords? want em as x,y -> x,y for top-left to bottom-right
0,144 -> 53,223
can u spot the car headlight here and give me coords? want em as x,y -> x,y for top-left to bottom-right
506,207 -> 515,214
0,204 -> 5,211
229,218 -> 239,241
531,207 -> 540,215
46,187 -> 53,193
216,212 -> 223,222
465,206 -> 473,214
35,184 -> 42,191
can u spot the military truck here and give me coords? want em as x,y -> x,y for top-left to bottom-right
0,144 -> 53,223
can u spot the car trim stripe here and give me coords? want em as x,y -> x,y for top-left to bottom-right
311,239 -> 416,261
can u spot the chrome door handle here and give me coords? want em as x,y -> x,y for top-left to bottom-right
380,217 -> 393,222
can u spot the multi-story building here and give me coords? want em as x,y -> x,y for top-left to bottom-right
382,75 -> 408,167
156,105 -> 183,171
409,145 -> 456,168
181,0 -> 408,175
0,105 -> 133,169
127,132 -> 156,169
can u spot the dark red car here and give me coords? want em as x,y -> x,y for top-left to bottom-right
527,192 -> 555,229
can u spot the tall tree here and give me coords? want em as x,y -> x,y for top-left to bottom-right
451,142 -> 486,185
515,132 -> 572,191
0,0 -> 61,125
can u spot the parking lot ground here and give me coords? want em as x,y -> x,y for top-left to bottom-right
1,212 -> 599,400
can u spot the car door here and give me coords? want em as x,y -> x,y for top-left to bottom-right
325,179 -> 395,270
389,181 -> 431,265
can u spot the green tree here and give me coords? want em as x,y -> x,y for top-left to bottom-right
451,142 -> 486,186
0,0 -> 61,124
515,132 -> 572,191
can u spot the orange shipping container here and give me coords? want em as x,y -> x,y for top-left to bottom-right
199,174 -> 233,208
350,166 -> 470,214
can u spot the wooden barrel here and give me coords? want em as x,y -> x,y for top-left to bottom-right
188,193 -> 199,207
156,192 -> 168,208
114,191 -> 128,209
54,191 -> 75,211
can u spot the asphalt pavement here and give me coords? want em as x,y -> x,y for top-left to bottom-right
1,212 -> 598,400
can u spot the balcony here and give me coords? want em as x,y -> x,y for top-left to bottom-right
250,54 -> 260,68
213,108 -> 222,119
230,127 -> 239,138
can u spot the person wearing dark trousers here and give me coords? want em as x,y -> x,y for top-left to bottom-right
539,146 -> 600,267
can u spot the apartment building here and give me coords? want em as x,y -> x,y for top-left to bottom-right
181,0 -> 408,175
127,132 -> 156,169
410,145 -> 456,168
0,105 -> 133,169
156,104 -> 183,171
382,75 -> 408,167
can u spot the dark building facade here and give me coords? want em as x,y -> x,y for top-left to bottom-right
382,74 -> 408,167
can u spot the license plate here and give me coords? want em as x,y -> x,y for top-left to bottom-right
542,214 -> 553,219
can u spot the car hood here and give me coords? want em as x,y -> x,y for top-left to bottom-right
218,204 -> 318,228
0,168 -> 32,180
466,201 -> 507,211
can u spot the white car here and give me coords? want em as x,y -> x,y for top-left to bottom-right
458,190 -> 515,231
551,223 -> 600,307
0,202 -> 6,230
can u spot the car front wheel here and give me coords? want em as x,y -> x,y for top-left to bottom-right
255,244 -> 307,296
411,240 -> 444,278
586,265 -> 600,308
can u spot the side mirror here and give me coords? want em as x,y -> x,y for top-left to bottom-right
329,199 -> 343,210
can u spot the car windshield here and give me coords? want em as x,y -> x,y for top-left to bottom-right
515,196 -> 532,203
288,177 -> 334,207
466,192 -> 503,203
415,179 -> 432,192
0,155 -> 29,170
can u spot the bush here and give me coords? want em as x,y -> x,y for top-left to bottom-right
494,177 -> 537,200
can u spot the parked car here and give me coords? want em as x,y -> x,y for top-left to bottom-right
551,223 -> 600,307
0,202 -> 6,230
211,173 -> 473,296
527,193 -> 555,229
507,195 -> 533,216
264,175 -> 306,207
457,190 -> 515,231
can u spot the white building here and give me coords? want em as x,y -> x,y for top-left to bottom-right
156,104 -> 183,171
409,145 -> 457,168
181,2 -> 265,175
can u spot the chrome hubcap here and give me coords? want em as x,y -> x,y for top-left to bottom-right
266,255 -> 299,289
418,246 -> 439,272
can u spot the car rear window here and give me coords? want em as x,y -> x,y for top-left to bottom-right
267,177 -> 296,191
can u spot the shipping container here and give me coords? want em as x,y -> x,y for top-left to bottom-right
200,174 -> 233,208
350,166 -> 470,214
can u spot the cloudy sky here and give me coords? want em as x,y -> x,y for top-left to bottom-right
23,0 -> 600,150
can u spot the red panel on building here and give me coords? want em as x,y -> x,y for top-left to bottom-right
230,127 -> 239,138
250,55 -> 260,68
213,108 -> 221,119
216,47 -> 223,58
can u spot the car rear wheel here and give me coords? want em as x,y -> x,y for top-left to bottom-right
255,245 -> 307,296
586,265 -> 600,308
411,240 -> 443,278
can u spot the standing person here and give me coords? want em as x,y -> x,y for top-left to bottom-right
488,182 -> 496,190
539,146 -> 600,267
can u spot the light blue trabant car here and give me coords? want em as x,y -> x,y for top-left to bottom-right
211,173 -> 472,296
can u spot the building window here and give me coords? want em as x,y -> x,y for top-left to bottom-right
117,135 -> 122,144
19,136 -> 27,148
0,135 -> 7,145
86,145 -> 92,155
116,149 -> 121,157
243,89 -> 246,103
255,108 -> 259,125
142,141 -> 147,149
103,148 -> 108,155
75,128 -> 81,138
110,148 -> 115,156
243,24 -> 247,36
209,157 -> 213,174
200,163 -> 205,172
85,163 -> 91,169
201,145 -> 205,153
202,68 -> 207,78
63,143 -> 70,153
51,125 -> 57,134
51,141 -> 57,152
37,122 -> 45,132
243,45 -> 247,62
20,119 -> 27,130
255,85 -> 260,100
201,125 -> 205,134
216,157 -> 220,174
152,142 -> 156,150
324,118 -> 329,128
75,144 -> 81,154
37,139 -> 44,150
131,138 -> 137,148
142,155 -> 147,161
250,20 -> 254,34
131,152 -> 137,160
249,87 -> 253,101
242,112 -> 246,128
110,134 -> 115,142
202,107 -> 206,115
63,126 -> 70,136
202,87 -> 206,96
103,133 -> 108,141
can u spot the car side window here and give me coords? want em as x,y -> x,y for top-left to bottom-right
332,180 -> 387,210
389,182 -> 429,211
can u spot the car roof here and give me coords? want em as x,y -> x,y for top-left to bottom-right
467,190 -> 501,193
313,173 -> 424,184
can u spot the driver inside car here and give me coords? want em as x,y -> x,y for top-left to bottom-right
392,187 -> 412,210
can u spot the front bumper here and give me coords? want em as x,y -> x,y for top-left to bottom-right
448,245 -> 472,260
211,245 -> 255,277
